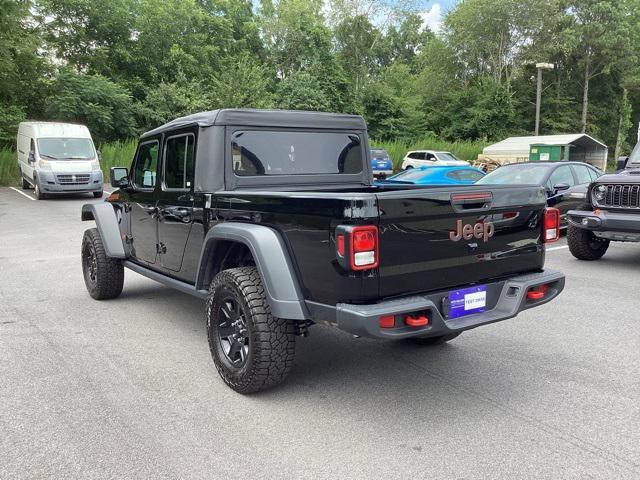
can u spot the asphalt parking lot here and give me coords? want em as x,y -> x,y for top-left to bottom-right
0,186 -> 638,479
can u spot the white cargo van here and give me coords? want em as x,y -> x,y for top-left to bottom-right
17,122 -> 103,199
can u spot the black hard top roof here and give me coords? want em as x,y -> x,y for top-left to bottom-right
141,108 -> 367,138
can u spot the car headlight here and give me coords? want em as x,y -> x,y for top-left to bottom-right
38,159 -> 51,170
593,184 -> 607,201
91,160 -> 101,170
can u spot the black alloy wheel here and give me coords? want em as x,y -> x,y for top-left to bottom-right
216,294 -> 250,368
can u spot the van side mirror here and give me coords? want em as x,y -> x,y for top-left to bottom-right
616,156 -> 629,172
110,167 -> 130,189
553,182 -> 570,193
28,152 -> 35,164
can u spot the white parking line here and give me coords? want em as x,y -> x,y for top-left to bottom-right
9,186 -> 35,201
546,245 -> 569,251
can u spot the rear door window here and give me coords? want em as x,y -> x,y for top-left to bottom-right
163,134 -> 195,190
572,165 -> 593,185
547,165 -> 575,189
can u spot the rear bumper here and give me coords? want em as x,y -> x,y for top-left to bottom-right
567,209 -> 640,235
373,169 -> 394,177
312,269 -> 564,339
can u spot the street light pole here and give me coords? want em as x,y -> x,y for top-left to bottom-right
535,62 -> 554,136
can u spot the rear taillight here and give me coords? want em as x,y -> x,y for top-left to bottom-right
335,225 -> 379,271
543,207 -> 560,243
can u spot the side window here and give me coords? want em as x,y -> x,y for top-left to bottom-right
589,167 -> 601,181
456,169 -> 485,182
133,141 -> 159,189
573,165 -> 592,185
408,152 -> 419,159
163,134 -> 195,190
426,153 -> 436,161
548,165 -> 575,189
446,171 -> 460,180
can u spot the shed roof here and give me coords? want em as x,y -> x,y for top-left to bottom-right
483,134 -> 607,155
141,108 -> 367,138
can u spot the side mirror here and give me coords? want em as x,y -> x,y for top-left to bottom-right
110,167 -> 130,189
553,182 -> 570,193
28,152 -> 35,164
616,156 -> 629,172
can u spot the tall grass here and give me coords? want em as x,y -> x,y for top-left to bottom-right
0,135 -> 488,186
372,135 -> 489,171
98,139 -> 137,177
0,149 -> 19,187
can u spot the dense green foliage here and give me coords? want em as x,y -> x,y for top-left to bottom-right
1,0 -> 640,159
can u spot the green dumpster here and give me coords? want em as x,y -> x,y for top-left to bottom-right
529,144 -> 570,162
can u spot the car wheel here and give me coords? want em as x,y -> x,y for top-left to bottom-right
408,332 -> 461,346
93,191 -> 103,198
404,165 -> 414,170
207,266 -> 296,394
567,224 -> 609,260
33,177 -> 46,200
81,228 -> 124,299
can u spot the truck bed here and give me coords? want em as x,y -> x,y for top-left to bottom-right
216,184 -> 548,306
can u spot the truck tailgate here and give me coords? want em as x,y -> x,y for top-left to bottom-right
376,185 -> 548,299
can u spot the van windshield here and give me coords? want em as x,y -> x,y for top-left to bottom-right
37,138 -> 95,160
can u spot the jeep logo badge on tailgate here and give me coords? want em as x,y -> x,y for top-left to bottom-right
449,220 -> 495,242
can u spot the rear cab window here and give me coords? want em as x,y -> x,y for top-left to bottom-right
232,130 -> 363,176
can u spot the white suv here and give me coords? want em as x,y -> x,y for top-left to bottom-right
401,150 -> 469,170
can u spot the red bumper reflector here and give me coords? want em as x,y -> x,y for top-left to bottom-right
379,315 -> 395,328
527,291 -> 545,300
405,315 -> 429,327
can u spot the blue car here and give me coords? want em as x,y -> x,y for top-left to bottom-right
379,165 -> 486,185
370,148 -> 394,177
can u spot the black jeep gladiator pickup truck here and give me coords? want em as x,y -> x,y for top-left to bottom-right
81,109 -> 565,393
567,149 -> 640,259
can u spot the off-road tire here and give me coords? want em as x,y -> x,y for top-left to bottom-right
207,267 -> 296,394
93,191 -> 103,198
81,228 -> 124,300
408,332 -> 461,346
567,224 -> 609,260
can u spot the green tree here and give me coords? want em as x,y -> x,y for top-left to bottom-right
46,71 -> 137,142
275,71 -> 332,111
566,0 -> 634,132
259,0 -> 332,78
0,0 -> 50,143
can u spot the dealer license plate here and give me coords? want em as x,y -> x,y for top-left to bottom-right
448,285 -> 487,319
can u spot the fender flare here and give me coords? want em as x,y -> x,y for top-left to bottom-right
196,223 -> 308,320
81,203 -> 127,259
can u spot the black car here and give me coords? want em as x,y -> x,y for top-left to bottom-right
567,148 -> 640,260
476,161 -> 602,227
80,109 -> 564,393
